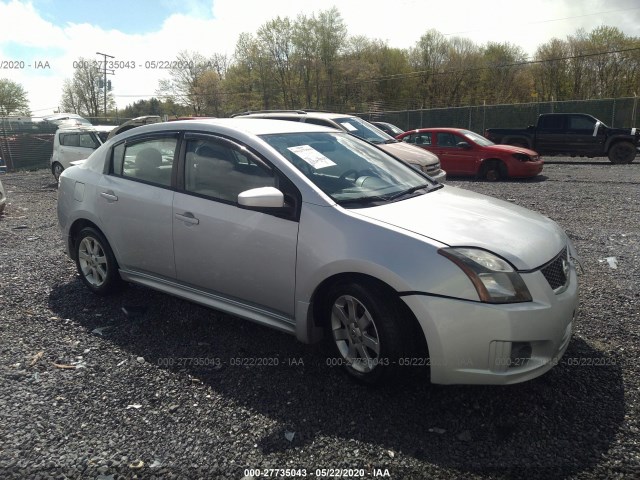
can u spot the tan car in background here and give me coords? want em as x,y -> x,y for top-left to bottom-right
232,111 -> 446,181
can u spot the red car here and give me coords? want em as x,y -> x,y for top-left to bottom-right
396,128 -> 543,180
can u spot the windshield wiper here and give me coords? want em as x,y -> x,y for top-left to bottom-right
338,195 -> 389,206
384,138 -> 398,144
386,184 -> 432,201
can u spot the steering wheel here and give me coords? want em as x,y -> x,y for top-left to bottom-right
339,169 -> 360,182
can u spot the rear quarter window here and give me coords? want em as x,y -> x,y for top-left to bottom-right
60,133 -> 79,147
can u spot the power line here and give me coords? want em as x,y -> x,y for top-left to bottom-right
442,7 -> 640,36
342,47 -> 640,85
110,45 -> 640,100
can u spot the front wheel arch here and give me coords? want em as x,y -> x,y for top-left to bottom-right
479,159 -> 507,181
312,273 -> 429,382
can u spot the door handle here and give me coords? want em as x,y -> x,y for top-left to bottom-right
174,212 -> 200,225
100,191 -> 118,202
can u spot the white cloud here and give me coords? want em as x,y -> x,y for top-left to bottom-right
1,0 -> 638,115
0,0 -> 67,47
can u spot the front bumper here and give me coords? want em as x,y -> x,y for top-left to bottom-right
429,168 -> 447,182
511,160 -> 544,178
402,266 -> 578,385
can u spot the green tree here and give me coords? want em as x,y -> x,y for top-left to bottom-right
408,29 -> 449,108
479,42 -> 530,104
156,51 -> 227,115
316,7 -> 347,108
533,38 -> 570,101
0,79 -> 30,116
60,57 -> 115,116
225,32 -> 275,112
292,13 -> 321,108
257,16 -> 297,108
121,98 -> 191,119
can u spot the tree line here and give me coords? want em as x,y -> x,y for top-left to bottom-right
54,7 -> 640,119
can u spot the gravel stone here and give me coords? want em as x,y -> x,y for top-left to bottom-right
0,162 -> 639,479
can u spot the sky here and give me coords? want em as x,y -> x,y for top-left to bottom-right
1,0 -> 639,117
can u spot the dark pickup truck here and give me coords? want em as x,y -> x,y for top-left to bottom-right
484,113 -> 639,164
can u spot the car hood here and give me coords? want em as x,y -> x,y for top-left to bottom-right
605,126 -> 639,138
484,143 -> 539,156
351,186 -> 566,270
378,142 -> 440,166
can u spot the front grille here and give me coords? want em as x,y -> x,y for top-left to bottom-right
540,248 -> 569,292
423,162 -> 441,174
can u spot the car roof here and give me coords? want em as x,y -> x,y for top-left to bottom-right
234,110 -> 355,120
109,118 -> 340,140
56,125 -> 100,132
406,127 -> 466,133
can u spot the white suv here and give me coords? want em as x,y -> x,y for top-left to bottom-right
50,126 -> 102,180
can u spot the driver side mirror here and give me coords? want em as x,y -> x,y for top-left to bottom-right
238,187 -> 284,208
456,141 -> 471,149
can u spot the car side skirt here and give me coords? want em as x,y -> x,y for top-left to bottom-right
119,268 -> 297,335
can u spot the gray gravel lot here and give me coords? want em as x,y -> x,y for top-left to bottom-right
0,159 -> 638,480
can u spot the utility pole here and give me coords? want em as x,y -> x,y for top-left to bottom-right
96,52 -> 114,117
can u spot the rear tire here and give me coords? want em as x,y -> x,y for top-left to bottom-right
52,162 -> 64,181
325,280 -> 409,384
608,142 -> 636,164
75,227 -> 122,296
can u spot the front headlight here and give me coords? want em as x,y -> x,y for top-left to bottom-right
512,153 -> 531,162
438,247 -> 532,303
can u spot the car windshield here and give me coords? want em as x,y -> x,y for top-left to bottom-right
378,123 -> 404,135
333,117 -> 394,145
462,129 -> 495,146
261,131 -> 439,207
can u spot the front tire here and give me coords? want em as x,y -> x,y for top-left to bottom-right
480,160 -> 506,181
608,141 -> 636,164
326,281 -> 407,384
75,227 -> 121,295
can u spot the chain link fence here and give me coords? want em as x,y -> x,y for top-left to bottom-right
0,116 -> 133,172
2,98 -> 638,171
358,96 -> 640,134
0,118 -> 57,172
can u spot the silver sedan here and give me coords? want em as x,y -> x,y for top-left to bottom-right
57,119 -> 579,385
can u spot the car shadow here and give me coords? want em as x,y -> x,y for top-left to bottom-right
542,159 -> 612,165
446,174 -> 549,183
48,280 -> 625,477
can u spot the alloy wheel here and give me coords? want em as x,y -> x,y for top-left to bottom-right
331,295 -> 381,373
78,236 -> 108,287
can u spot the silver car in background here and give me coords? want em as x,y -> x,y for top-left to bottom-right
57,119 -> 579,385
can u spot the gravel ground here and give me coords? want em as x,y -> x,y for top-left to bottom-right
0,159 -> 638,480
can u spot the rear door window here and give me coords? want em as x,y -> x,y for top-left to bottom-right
112,137 -> 178,187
